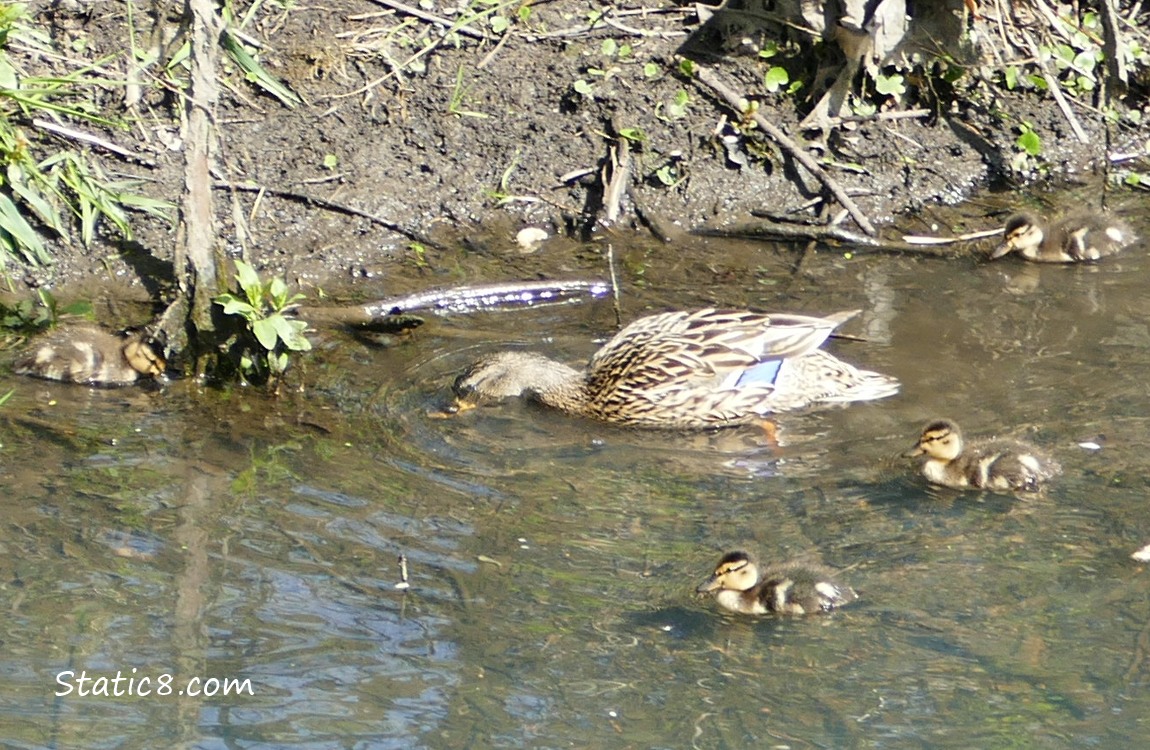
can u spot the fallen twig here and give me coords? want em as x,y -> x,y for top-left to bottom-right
1019,29 -> 1089,143
524,6 -> 692,41
685,60 -> 877,236
601,14 -> 687,39
823,108 -> 932,127
336,1 -> 493,100
699,219 -> 986,257
602,137 -> 631,224
902,227 -> 1001,245
365,0 -> 486,39
211,179 -> 445,250
476,28 -> 512,69
32,118 -> 154,165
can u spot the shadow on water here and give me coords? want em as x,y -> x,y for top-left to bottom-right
4,191 -> 1150,747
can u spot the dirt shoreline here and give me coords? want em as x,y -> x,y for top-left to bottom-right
14,0 -> 1146,301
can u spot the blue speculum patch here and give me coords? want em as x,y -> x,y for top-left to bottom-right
733,358 -> 783,388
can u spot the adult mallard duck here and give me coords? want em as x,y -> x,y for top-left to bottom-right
13,323 -> 166,387
696,551 -> 858,615
903,418 -> 1059,492
990,211 -> 1134,263
451,309 -> 898,429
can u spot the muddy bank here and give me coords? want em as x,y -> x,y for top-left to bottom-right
15,0 -> 1149,299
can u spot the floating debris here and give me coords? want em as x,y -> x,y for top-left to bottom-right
395,553 -> 410,590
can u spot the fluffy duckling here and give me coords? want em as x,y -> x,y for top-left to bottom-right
13,323 -> 166,386
696,551 -> 857,615
991,211 -> 1134,263
452,309 -> 899,429
904,418 -> 1059,492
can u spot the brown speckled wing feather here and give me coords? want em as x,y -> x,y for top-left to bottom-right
581,309 -> 859,425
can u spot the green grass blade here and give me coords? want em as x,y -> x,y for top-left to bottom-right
7,176 -> 70,241
220,29 -> 301,109
0,193 -> 51,265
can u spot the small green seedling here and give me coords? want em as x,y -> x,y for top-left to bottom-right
214,259 -> 311,389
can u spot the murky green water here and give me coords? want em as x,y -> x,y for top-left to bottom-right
4,198 -> 1150,748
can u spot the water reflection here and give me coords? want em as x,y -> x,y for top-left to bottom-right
4,196 -> 1150,747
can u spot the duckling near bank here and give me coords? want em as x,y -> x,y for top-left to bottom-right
697,551 -> 858,615
451,309 -> 899,429
13,323 -> 166,386
904,418 -> 1059,492
990,211 -> 1135,263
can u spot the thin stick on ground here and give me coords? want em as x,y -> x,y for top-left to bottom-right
32,118 -> 153,165
602,138 -> 631,225
212,180 -> 446,250
685,60 -> 877,236
1019,28 -> 1089,143
365,0 -> 486,39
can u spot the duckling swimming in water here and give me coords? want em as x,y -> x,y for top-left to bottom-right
696,551 -> 858,615
451,308 -> 899,429
13,323 -> 166,386
904,418 -> 1059,492
990,211 -> 1134,263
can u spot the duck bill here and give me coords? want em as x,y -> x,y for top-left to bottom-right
901,445 -> 926,458
696,576 -> 721,594
145,355 -> 167,377
989,240 -> 1015,259
448,396 -> 479,415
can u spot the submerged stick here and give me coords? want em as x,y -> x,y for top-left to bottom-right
699,219 -> 987,257
606,244 -> 622,327
299,279 -> 611,325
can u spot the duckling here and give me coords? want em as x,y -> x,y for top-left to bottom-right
990,211 -> 1134,263
903,418 -> 1059,492
452,308 -> 899,429
13,323 -> 166,386
696,551 -> 857,615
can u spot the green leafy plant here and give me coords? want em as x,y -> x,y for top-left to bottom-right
874,72 -> 906,97
1124,172 -> 1150,190
1015,122 -> 1042,156
617,127 -> 645,144
763,65 -> 790,93
214,259 -> 311,389
0,288 -> 92,334
0,4 -> 174,268
654,161 -> 687,188
758,43 -> 799,94
658,90 -> 689,120
1011,121 -> 1045,174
